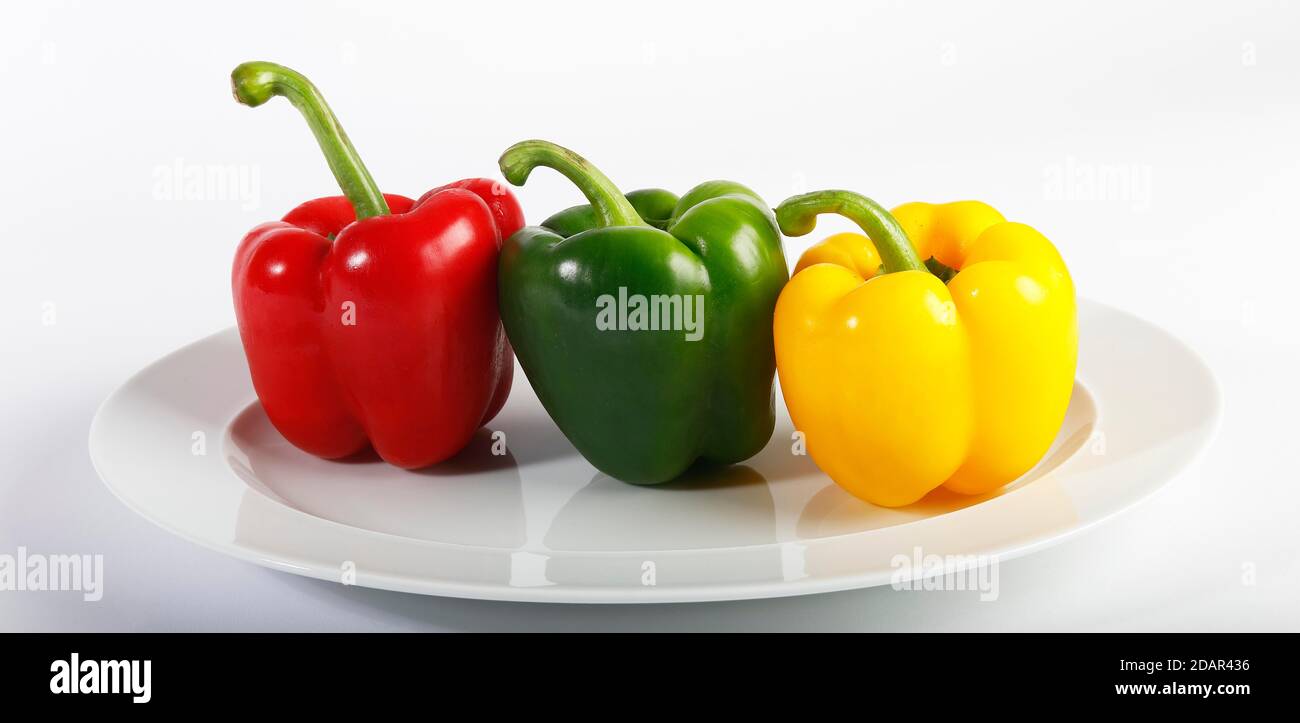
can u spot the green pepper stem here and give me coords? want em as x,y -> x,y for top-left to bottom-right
498,140 -> 646,228
775,190 -> 926,274
231,61 -> 389,220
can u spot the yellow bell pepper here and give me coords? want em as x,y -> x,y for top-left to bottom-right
773,191 -> 1077,507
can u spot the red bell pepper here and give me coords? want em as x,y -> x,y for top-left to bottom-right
229,62 -> 523,468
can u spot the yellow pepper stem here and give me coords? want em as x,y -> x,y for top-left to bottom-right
776,190 -> 926,274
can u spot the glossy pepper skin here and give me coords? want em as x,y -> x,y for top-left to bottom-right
773,191 -> 1076,507
497,141 -> 788,484
230,62 -> 523,468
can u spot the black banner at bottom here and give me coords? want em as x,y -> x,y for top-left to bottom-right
0,632 -> 1287,709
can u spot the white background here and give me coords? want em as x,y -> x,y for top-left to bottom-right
2,0 -> 1296,631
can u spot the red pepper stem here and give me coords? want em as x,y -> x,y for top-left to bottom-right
498,140 -> 647,228
230,61 -> 390,220
775,190 -> 926,274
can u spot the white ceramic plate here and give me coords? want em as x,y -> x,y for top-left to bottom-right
89,300 -> 1218,603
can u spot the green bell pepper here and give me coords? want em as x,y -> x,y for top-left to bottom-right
498,140 -> 789,484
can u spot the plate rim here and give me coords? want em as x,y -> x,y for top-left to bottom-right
88,299 -> 1221,604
